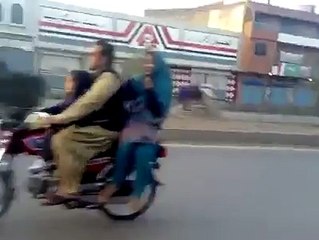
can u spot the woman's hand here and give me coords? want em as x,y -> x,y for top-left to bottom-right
144,76 -> 154,89
143,52 -> 154,89
144,50 -> 154,75
144,63 -> 154,76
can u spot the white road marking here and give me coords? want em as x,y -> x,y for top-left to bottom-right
164,143 -> 319,152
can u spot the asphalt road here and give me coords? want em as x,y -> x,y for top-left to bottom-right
1,145 -> 319,240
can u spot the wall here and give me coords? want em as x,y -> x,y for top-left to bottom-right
233,75 -> 318,115
277,42 -> 319,79
144,9 -> 194,22
255,12 -> 319,39
253,11 -> 319,79
0,0 -> 237,98
208,5 -> 246,33
238,20 -> 278,74
145,3 -> 246,33
0,47 -> 33,73
0,0 -> 40,74
191,69 -> 230,99
191,10 -> 210,27
0,0 -> 39,36
34,0 -> 239,93
37,2 -> 238,68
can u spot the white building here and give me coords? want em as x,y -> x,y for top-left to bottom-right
0,0 -> 239,95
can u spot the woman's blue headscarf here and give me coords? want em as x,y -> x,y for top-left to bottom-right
125,52 -> 172,126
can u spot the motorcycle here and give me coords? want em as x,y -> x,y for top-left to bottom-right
0,111 -> 167,220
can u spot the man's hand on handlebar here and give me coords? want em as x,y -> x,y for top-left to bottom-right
37,115 -> 55,127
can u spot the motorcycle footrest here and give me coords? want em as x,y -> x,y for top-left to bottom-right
70,195 -> 99,209
79,183 -> 104,195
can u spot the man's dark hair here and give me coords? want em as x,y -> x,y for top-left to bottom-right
95,39 -> 121,80
96,39 -> 115,71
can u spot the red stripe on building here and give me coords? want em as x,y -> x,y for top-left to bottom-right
39,21 -> 137,38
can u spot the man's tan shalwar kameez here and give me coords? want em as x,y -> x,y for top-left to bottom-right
51,72 -> 120,194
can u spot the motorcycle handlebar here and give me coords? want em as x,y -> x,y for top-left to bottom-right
0,120 -> 28,132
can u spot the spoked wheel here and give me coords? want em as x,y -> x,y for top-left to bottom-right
100,179 -> 157,221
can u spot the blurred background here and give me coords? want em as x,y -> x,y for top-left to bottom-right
1,0 -> 319,117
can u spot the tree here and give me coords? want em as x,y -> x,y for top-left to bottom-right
0,72 -> 47,121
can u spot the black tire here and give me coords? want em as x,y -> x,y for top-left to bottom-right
0,173 -> 14,218
100,182 -> 157,221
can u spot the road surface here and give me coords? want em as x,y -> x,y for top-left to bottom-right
1,145 -> 319,240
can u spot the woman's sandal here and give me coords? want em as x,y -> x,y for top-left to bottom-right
42,192 -> 78,206
85,189 -> 114,209
84,195 -> 109,209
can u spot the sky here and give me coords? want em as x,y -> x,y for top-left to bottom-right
56,0 -> 319,16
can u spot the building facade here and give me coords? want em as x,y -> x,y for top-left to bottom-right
145,2 -> 246,33
147,1 -> 319,112
147,1 -> 319,78
238,2 -> 318,78
0,0 -> 241,97
0,0 -> 38,73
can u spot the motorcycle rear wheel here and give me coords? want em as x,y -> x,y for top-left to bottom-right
100,182 -> 157,221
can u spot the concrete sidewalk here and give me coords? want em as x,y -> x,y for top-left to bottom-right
161,115 -> 319,147
164,115 -> 319,135
43,99 -> 319,147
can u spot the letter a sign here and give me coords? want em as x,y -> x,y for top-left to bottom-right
136,25 -> 159,47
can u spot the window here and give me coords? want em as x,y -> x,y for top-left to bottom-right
255,12 -> 277,24
255,42 -> 267,56
254,12 -> 278,32
280,17 -> 317,38
255,13 -> 268,24
11,3 -> 23,24
279,51 -> 303,65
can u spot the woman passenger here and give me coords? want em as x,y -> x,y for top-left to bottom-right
97,49 -> 173,210
40,70 -> 92,160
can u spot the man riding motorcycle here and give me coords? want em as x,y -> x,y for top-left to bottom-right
40,40 -> 127,205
